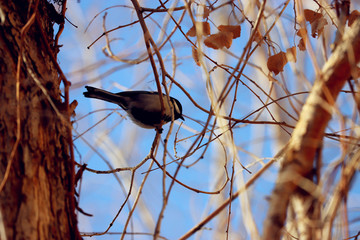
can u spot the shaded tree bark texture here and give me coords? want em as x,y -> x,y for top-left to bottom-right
0,0 -> 80,239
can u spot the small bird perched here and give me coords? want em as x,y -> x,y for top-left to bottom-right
83,86 -> 184,131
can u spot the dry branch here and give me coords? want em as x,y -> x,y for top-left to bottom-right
262,19 -> 360,239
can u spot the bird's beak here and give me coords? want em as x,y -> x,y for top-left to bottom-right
180,115 -> 185,121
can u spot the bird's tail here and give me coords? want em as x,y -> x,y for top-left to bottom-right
83,86 -> 126,107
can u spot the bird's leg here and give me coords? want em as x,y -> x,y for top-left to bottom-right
155,127 -> 163,134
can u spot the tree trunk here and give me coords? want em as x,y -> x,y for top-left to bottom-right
0,0 -> 80,239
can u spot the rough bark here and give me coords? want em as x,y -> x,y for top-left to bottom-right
0,0 -> 80,239
262,19 -> 360,240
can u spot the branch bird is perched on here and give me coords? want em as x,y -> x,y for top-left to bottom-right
83,86 -> 184,132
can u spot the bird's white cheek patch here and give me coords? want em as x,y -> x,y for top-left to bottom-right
173,101 -> 180,114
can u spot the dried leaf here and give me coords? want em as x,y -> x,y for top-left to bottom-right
303,9 -> 328,38
298,38 -> 306,51
296,28 -> 307,38
218,25 -> 241,39
253,29 -> 263,45
286,47 -> 297,62
186,22 -> 211,37
310,17 -> 328,38
192,46 -> 201,66
187,26 -> 197,37
267,52 -> 288,75
204,31 -> 233,49
348,10 -> 360,26
203,6 -> 210,19
296,29 -> 308,51
304,9 -> 323,23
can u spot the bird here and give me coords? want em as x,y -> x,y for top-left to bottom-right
83,86 -> 184,131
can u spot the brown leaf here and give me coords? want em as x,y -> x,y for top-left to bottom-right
186,22 -> 211,37
192,46 -> 201,66
310,17 -> 328,38
218,25 -> 241,39
203,6 -> 210,19
296,29 -> 308,51
298,38 -> 306,51
304,9 -> 323,23
348,10 -> 360,26
204,31 -> 233,49
296,28 -> 307,38
303,9 -> 328,38
286,47 -> 297,62
253,28 -> 263,45
267,52 -> 288,75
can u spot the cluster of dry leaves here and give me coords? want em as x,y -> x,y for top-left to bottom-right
186,21 -> 241,66
268,9 -> 360,75
186,9 -> 360,75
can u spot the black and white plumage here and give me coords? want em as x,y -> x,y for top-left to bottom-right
83,86 -> 184,130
